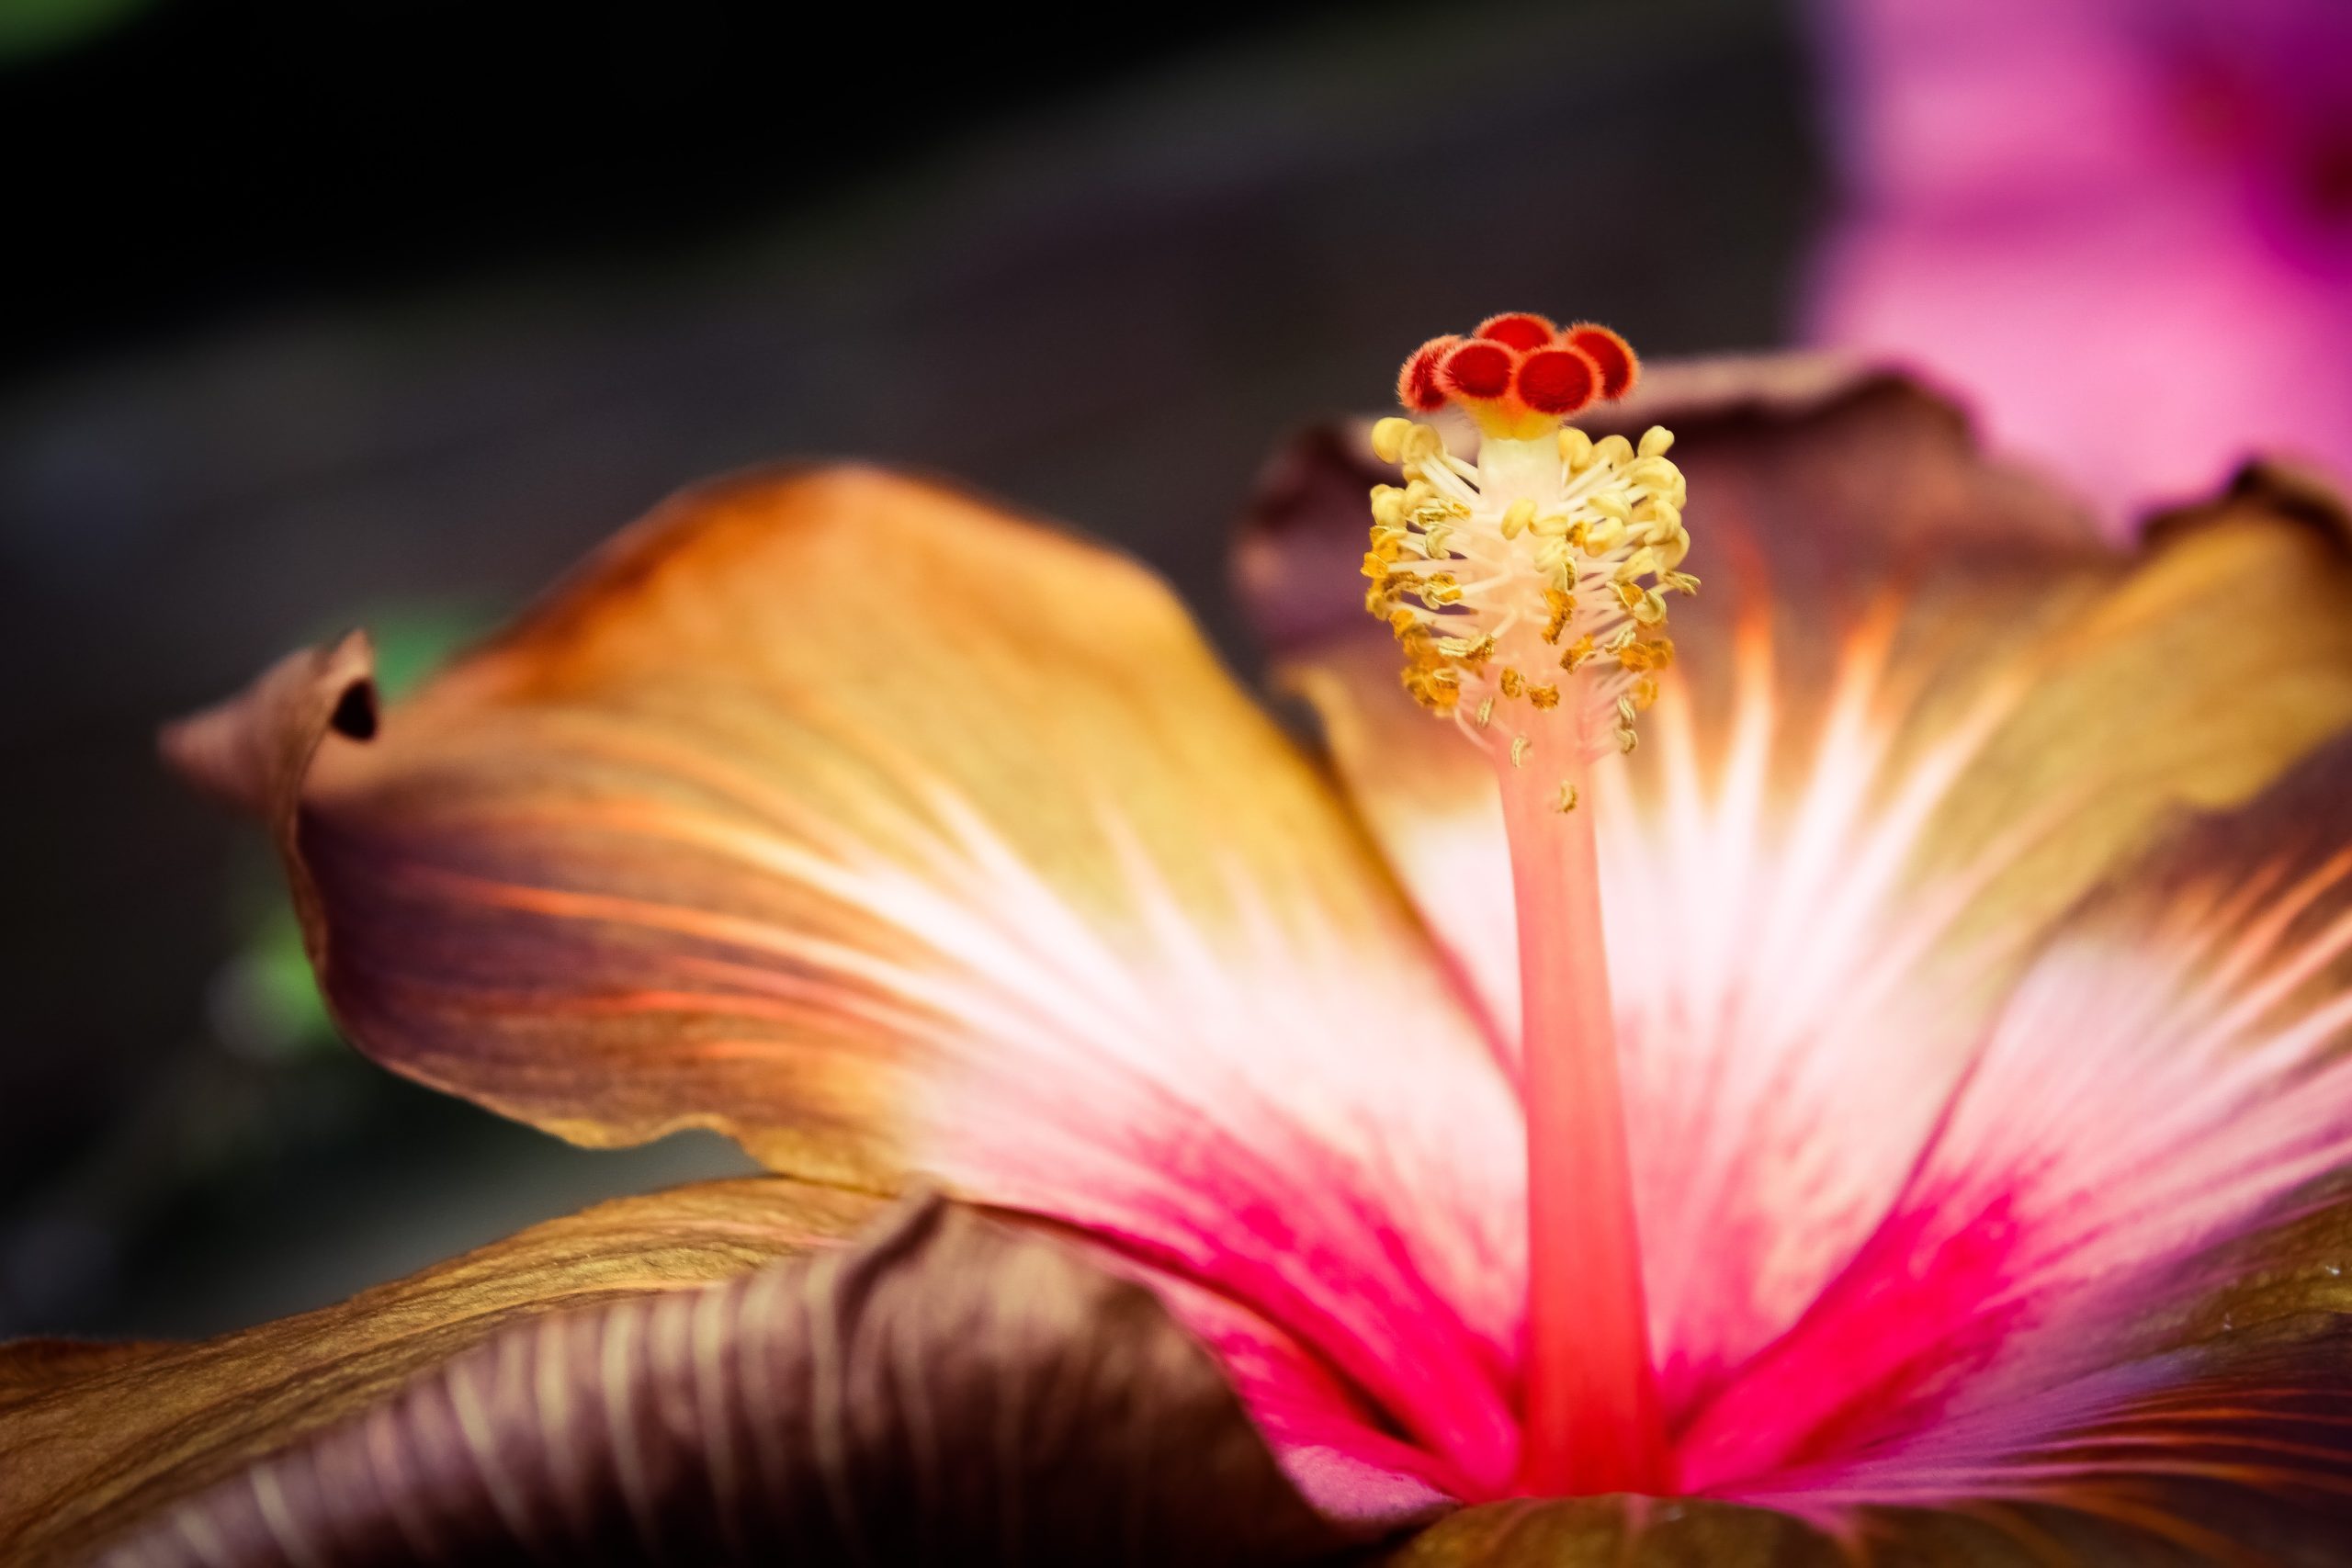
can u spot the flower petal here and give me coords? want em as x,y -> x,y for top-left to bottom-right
0,1177 -> 880,1564
1679,729 -> 2352,1516
1238,362 -> 2352,1421
66,1194 -> 1346,1568
1094,1246 -> 1459,1529
171,466 -> 1529,1497
1808,0 -> 2352,525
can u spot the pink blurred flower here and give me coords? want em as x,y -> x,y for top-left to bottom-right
1808,0 -> 2352,524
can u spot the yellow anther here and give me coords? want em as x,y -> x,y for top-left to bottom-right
1624,457 -> 1678,492
1612,547 -> 1659,585
1608,581 -> 1668,626
1363,364 -> 1688,767
1615,725 -> 1639,755
1403,666 -> 1462,712
1555,782 -> 1580,813
1630,502 -> 1677,536
1617,637 -> 1674,672
1438,633 -> 1493,664
1395,423 -> 1447,478
1542,588 -> 1575,644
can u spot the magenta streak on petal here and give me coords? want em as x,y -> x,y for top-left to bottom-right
1673,1182 -> 2032,1489
1079,1243 -> 1465,1525
1679,838 -> 2352,1499
874,780 -> 1529,1500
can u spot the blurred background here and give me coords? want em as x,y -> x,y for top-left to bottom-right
4,0 -> 2346,1341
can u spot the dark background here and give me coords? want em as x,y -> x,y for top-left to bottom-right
0,0 -> 1817,1337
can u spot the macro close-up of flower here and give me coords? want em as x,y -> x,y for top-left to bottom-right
9,307 -> 2352,1562
10,4 -> 2352,1563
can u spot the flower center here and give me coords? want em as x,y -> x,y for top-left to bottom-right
1365,323 -> 1693,786
1364,313 -> 1693,1496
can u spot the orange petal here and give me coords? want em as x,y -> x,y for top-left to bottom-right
0,1177 -> 879,1562
173,465 -> 1530,1495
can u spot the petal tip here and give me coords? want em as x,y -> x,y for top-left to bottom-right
159,628 -> 379,821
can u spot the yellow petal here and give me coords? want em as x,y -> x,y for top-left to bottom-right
169,465 -> 1529,1494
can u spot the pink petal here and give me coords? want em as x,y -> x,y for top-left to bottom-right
1683,733 -> 2352,1499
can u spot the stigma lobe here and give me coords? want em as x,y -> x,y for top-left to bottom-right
1396,312 -> 1641,439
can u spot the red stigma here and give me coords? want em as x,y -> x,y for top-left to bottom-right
1397,336 -> 1459,412
1566,323 -> 1639,400
1476,311 -> 1559,354
1442,340 -> 1515,400
1392,314 -> 1641,435
1516,346 -> 1601,415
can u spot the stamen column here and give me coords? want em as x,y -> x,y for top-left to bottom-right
1362,313 -> 1686,1495
1498,727 -> 1669,1496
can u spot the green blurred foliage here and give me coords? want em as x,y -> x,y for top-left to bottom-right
0,0 -> 156,63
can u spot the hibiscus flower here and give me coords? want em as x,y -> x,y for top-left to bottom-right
1808,0 -> 2352,524
7,329 -> 2352,1565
